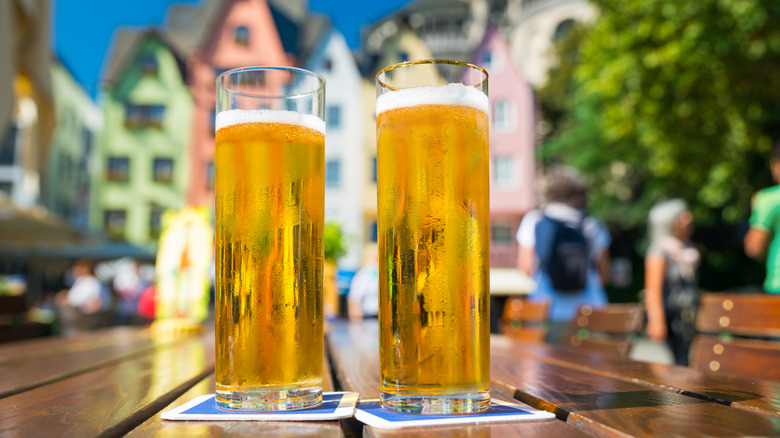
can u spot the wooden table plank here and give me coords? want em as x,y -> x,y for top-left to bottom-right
327,320 -> 588,437
491,349 -> 780,437
0,326 -> 150,365
0,327 -> 178,399
126,350 -> 344,437
492,335 -> 780,418
0,330 -> 215,438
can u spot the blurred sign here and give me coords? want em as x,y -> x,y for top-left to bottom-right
155,207 -> 213,322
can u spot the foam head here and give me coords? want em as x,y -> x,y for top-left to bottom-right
215,109 -> 326,134
376,83 -> 489,115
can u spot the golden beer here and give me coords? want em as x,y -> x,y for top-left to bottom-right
376,75 -> 491,414
214,109 -> 324,410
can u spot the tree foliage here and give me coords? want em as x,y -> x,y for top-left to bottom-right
542,0 -> 780,229
324,221 -> 347,263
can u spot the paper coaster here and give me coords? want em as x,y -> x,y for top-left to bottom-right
354,398 -> 556,429
161,392 -> 359,421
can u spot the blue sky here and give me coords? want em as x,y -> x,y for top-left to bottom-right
53,0 -> 413,97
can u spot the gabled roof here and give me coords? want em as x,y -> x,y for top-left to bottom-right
101,28 -> 187,89
297,14 -> 331,66
164,0 -> 222,57
163,0 -> 312,60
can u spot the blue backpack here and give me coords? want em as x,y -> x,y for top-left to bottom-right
535,214 -> 590,293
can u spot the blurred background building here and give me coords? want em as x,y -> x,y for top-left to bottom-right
1,0 -> 598,307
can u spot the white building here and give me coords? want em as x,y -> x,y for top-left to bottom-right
305,21 -> 365,271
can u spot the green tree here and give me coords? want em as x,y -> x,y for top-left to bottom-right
324,221 -> 347,263
544,0 -> 780,228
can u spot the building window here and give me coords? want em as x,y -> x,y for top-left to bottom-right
554,19 -> 577,42
0,124 -> 17,165
215,67 -> 230,80
369,221 -> 378,243
235,25 -> 249,46
153,158 -> 174,183
140,56 -> 158,75
327,106 -> 341,130
493,156 -> 515,189
104,209 -> 127,239
493,100 -> 513,131
481,52 -> 492,68
210,107 -> 216,135
149,205 -> 164,239
125,104 -> 165,128
371,156 -> 377,183
491,223 -> 513,245
206,161 -> 215,191
106,157 -> 130,182
326,160 -> 341,188
480,50 -> 503,73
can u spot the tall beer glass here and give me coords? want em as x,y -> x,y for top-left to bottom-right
376,60 -> 490,414
215,67 -> 325,411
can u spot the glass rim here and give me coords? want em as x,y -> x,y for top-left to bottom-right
216,65 -> 326,99
376,59 -> 488,92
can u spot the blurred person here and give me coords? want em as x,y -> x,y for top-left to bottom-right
348,250 -> 379,320
56,259 -> 109,333
516,167 -> 611,344
58,259 -> 103,314
113,259 -> 147,325
645,199 -> 699,366
745,142 -> 780,293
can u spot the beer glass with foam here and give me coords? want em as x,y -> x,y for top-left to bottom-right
376,60 -> 490,414
215,67 -> 325,411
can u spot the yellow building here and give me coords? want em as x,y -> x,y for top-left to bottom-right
0,0 -> 54,208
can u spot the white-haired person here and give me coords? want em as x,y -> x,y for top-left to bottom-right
644,199 -> 699,365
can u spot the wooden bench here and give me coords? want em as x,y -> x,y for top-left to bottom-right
690,293 -> 780,382
564,303 -> 645,357
498,297 -> 549,342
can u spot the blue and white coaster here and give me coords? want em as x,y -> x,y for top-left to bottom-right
354,399 -> 556,429
161,392 -> 359,421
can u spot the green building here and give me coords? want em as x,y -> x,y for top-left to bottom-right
92,29 -> 192,249
47,58 -> 103,230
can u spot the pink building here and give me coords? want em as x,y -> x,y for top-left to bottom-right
186,0 -> 294,207
473,28 -> 537,268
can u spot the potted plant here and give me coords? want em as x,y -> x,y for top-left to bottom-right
323,221 -> 347,319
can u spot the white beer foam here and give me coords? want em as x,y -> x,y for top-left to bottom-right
376,83 -> 489,115
216,109 -> 326,134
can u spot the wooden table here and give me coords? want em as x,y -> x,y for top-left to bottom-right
1,320 -> 779,437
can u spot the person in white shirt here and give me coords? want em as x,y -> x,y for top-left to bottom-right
348,250 -> 379,320
64,260 -> 104,315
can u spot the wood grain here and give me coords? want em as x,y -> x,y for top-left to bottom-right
0,327 -> 182,398
126,351 -> 343,438
491,349 -> 780,437
493,335 -> 780,417
327,320 -> 588,437
0,330 -> 215,437
0,326 -> 150,365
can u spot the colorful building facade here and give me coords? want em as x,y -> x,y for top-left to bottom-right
47,59 -> 103,230
186,0 -> 293,208
474,28 -> 536,267
305,24 -> 365,270
94,30 -> 192,248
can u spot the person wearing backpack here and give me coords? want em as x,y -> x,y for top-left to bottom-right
516,167 -> 611,344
